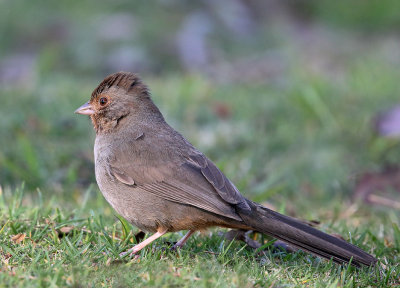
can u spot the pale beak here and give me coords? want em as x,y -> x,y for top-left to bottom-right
75,102 -> 95,115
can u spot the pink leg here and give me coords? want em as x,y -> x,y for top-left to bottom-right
120,228 -> 168,257
172,230 -> 195,250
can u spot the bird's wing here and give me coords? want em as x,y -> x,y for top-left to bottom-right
106,138 -> 249,220
185,152 -> 250,211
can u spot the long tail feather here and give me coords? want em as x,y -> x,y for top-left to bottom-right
238,201 -> 377,267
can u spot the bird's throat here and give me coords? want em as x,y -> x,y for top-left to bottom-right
91,113 -> 129,134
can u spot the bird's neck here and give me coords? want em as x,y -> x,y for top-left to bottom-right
93,109 -> 165,136
91,113 -> 125,134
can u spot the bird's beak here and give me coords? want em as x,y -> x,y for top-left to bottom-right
75,102 -> 95,115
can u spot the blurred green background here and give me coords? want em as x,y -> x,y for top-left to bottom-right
1,1 -> 400,286
1,0 -> 400,211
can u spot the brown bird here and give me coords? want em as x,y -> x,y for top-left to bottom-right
75,72 -> 377,267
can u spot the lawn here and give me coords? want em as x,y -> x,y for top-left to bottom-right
1,1 -> 400,287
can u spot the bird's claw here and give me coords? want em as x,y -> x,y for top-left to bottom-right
119,249 -> 140,259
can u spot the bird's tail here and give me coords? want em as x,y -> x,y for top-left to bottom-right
238,200 -> 377,267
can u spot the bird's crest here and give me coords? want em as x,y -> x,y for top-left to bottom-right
91,72 -> 149,100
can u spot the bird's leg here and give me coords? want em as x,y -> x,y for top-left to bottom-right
171,230 -> 195,250
120,228 -> 168,257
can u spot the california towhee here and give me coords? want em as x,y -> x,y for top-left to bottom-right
75,72 -> 376,267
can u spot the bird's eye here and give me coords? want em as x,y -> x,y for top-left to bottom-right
99,97 -> 108,106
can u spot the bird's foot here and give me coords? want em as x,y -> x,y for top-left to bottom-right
170,242 -> 181,252
170,230 -> 195,252
119,248 -> 141,258
119,229 -> 168,259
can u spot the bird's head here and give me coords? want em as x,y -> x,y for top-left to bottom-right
75,72 -> 162,133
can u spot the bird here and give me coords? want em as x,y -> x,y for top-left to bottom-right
75,71 -> 377,267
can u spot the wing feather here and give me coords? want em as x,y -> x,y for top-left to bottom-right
107,133 -> 249,221
187,153 -> 250,211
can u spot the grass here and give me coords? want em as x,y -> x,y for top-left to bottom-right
0,185 -> 397,287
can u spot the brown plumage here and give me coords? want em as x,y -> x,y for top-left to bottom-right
75,71 -> 377,267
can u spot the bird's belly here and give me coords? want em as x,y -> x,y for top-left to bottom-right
95,171 -> 159,232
